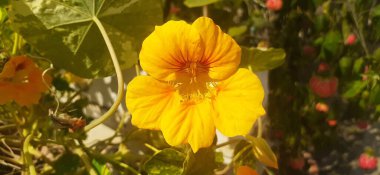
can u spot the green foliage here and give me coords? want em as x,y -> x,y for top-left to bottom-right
53,152 -> 82,174
184,0 -> 220,8
0,7 -> 7,23
343,81 -> 368,99
371,4 -> 380,17
92,159 -> 111,175
10,0 -> 162,78
248,136 -> 278,169
228,25 -> 247,37
241,47 -> 286,72
320,30 -> 342,57
144,148 -> 186,175
183,148 -> 217,175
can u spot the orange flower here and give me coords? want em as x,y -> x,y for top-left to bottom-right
237,166 -> 259,175
0,56 -> 51,106
126,17 -> 265,152
315,102 -> 329,113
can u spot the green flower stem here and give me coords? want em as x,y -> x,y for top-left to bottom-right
23,134 -> 37,175
215,139 -> 241,149
0,124 -> 16,130
22,111 -> 38,175
0,155 -> 22,166
347,1 -> 370,56
73,148 -> 97,175
11,33 -> 19,55
0,145 -> 17,158
144,143 -> 160,153
232,144 -> 252,162
202,5 -> 208,17
85,16 -> 124,132
257,117 -> 263,138
135,64 -> 141,76
92,153 -> 141,175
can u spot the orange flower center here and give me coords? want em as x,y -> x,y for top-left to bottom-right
176,81 -> 217,105
175,61 -> 216,104
182,61 -> 208,84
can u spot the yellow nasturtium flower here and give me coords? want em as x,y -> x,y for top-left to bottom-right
126,17 -> 265,152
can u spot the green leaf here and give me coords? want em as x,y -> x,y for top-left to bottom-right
228,25 -> 247,37
184,0 -> 220,8
0,7 -> 7,23
184,148 -> 217,175
241,47 -> 286,72
369,85 -> 380,105
339,56 -> 352,75
322,30 -> 342,55
144,148 -> 185,175
371,5 -> 380,17
343,81 -> 368,99
376,105 -> 380,113
92,159 -> 111,175
341,20 -> 350,39
373,48 -> 380,61
353,58 -> 364,74
247,136 -> 278,169
10,0 -> 162,78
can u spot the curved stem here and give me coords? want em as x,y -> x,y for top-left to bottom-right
11,33 -> 19,55
215,139 -> 241,149
23,134 -> 37,175
73,148 -> 97,175
92,153 -> 141,175
135,64 -> 140,76
0,124 -> 17,131
144,143 -> 160,153
232,144 -> 252,162
202,5 -> 208,17
85,16 -> 124,132
257,117 -> 263,138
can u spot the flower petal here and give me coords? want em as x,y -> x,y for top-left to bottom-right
140,20 -> 203,81
0,83 -> 14,105
214,69 -> 265,137
160,101 -> 216,152
192,17 -> 241,80
126,76 -> 177,130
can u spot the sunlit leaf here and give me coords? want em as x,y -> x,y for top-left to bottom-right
10,0 -> 162,78
184,0 -> 220,8
353,58 -> 364,74
144,148 -> 185,175
241,47 -> 286,72
343,81 -> 368,99
92,159 -> 111,175
247,136 -> 278,169
228,25 -> 247,37
0,7 -> 7,23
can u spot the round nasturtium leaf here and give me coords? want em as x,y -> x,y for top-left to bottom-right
10,0 -> 163,78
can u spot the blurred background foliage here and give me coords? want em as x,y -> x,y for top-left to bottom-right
1,0 -> 380,174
